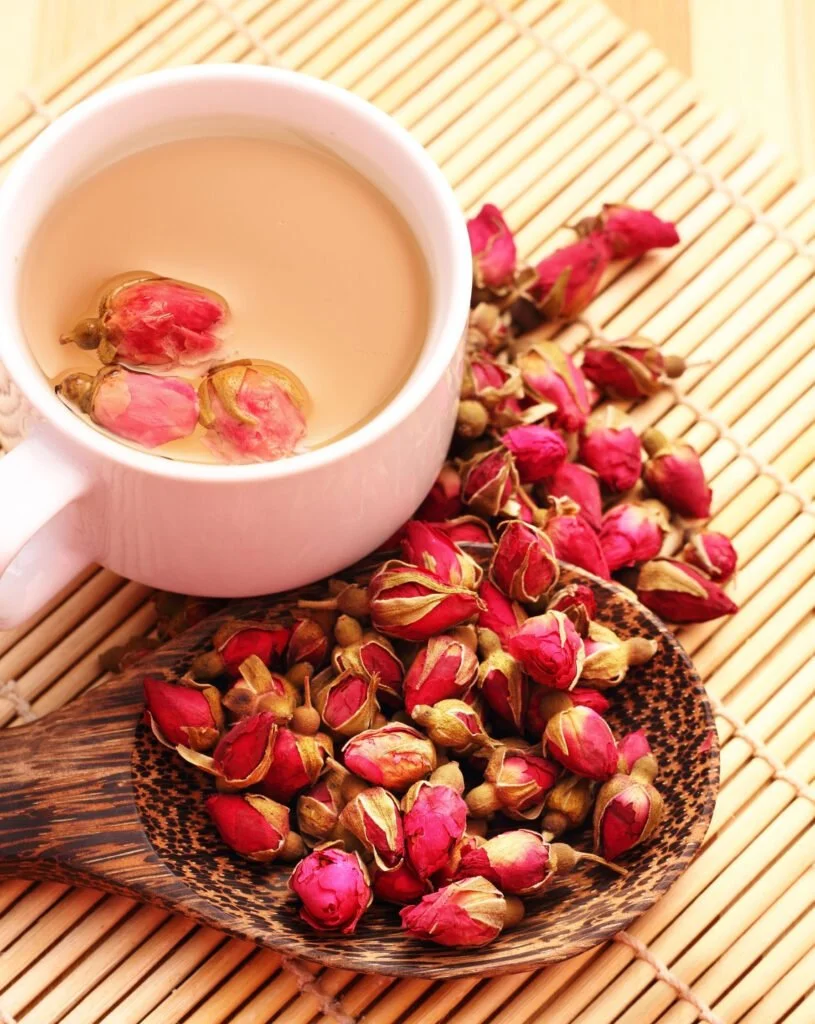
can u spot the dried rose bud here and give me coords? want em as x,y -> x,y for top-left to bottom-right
461,354 -> 522,407
599,501 -> 669,572
507,611 -> 585,690
435,515 -> 495,547
526,687 -> 610,736
289,844 -> 372,934
402,779 -> 468,879
400,877 -> 522,947
642,428 -> 712,520
681,531 -> 737,584
297,773 -> 345,841
467,203 -> 517,289
478,579 -> 527,645
403,634 -> 478,714
467,746 -> 559,819
578,407 -> 642,492
516,340 -> 591,433
581,621 -> 658,688
339,787 -> 404,871
58,367 -> 199,449
416,462 -> 463,521
490,520 -> 559,604
456,400 -> 489,439
368,561 -> 483,642
544,705 -> 618,781
287,618 -> 329,670
547,583 -> 598,636
636,558 -> 738,623
543,462 -> 603,531
539,497 -> 610,580
372,862 -> 431,904
532,236 -> 613,320
179,711 -> 276,788
501,424 -> 568,484
60,274 -> 229,368
143,675 -> 223,752
478,631 -> 526,732
256,726 -> 327,803
456,828 -> 553,895
222,656 -> 297,723
401,520 -> 482,589
199,359 -> 307,464
541,774 -> 595,838
153,592 -> 225,641
577,203 -> 680,260
581,337 -> 686,400
207,793 -> 298,863
343,723 -> 437,793
192,620 -> 290,680
616,729 -> 657,778
313,669 -> 378,737
412,699 -> 492,756
467,302 -> 510,355
460,447 -> 518,517
334,632 -> 404,707
594,774 -> 664,860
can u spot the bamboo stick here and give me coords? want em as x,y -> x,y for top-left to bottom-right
312,973 -> 396,1024
183,950 -> 286,1024
402,978 -> 482,1024
738,945 -> 815,1024
0,566 -> 99,659
0,881 -> 32,918
0,883 -> 70,954
444,972 -> 537,1024
261,968 -> 356,1023
713,740 -> 814,834
783,992 -> 815,1024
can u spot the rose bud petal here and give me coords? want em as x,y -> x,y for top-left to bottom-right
334,632 -> 405,707
543,462 -> 603,531
532,236 -> 613,320
541,774 -> 595,838
616,729 -> 656,778
343,723 -> 437,793
403,634 -> 479,714
544,705 -> 619,781
411,699 -> 492,756
58,367 -> 199,449
490,520 -> 559,604
461,354 -> 523,407
456,828 -> 553,895
192,620 -> 290,680
467,746 -> 560,820
460,448 -> 519,518
313,669 -> 379,737
402,779 -> 468,879
478,579 -> 527,645
526,687 -> 610,737
467,203 -> 517,289
368,561 -> 483,642
435,515 -> 495,547
297,772 -> 346,842
642,428 -> 712,520
593,774 -> 664,860
416,462 -> 463,521
60,274 -> 229,368
581,336 -> 686,400
477,631 -> 526,732
507,611 -> 585,690
143,675 -> 223,752
516,340 -> 591,433
547,583 -> 598,636
581,621 -> 658,688
636,558 -> 738,623
539,497 -> 610,579
199,359 -> 307,464
576,203 -> 679,260
501,424 -> 568,484
401,520 -> 482,589
340,786 -> 405,871
578,407 -> 642,492
467,302 -> 511,355
178,711 -> 277,788
599,500 -> 670,572
400,877 -> 521,947
256,726 -> 327,803
222,656 -> 297,723
681,531 -> 737,584
206,792 -> 296,862
289,844 -> 372,934
372,862 -> 431,904
287,617 -> 329,670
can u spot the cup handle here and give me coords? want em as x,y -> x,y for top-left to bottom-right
0,426 -> 93,628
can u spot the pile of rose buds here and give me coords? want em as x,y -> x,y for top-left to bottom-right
56,273 -> 307,462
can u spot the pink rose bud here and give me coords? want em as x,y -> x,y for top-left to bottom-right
467,746 -> 560,820
314,669 -> 379,737
478,631 -> 526,732
581,621 -> 657,688
525,686 -> 610,736
593,774 -> 664,860
581,336 -> 686,400
501,424 -> 568,484
460,447 -> 518,518
403,779 -> 468,879
297,774 -> 345,842
143,675 -> 223,752
467,302 -> 510,355
681,531 -> 737,584
256,726 -> 327,803
578,407 -> 642,492
340,786 -> 405,871
368,562 -> 483,642
617,729 -> 653,775
400,877 -> 521,947
516,341 -> 591,433
411,699 -> 492,756
343,723 -> 437,793
478,579 -> 527,645
287,618 -> 329,670
544,705 -> 619,781
206,792 -> 293,862
507,611 -> 585,690
636,558 -> 738,623
577,203 -> 680,260
435,515 -> 495,547
58,367 -> 199,449
456,828 -> 553,895
178,711 -> 277,787
643,429 -> 712,520
222,656 -> 297,723
543,462 -> 603,531
401,520 -> 482,590
490,520 -> 559,604
467,203 -> 517,289
571,686 -> 612,715
532,236 -> 613,319
403,634 -> 479,714
541,497 -> 611,579
547,583 -> 598,635
415,462 -> 463,521
372,862 -> 430,904
541,774 -> 596,838
192,620 -> 290,680
289,845 -> 372,934
599,501 -> 670,572
60,274 -> 229,368
199,360 -> 307,464
461,354 -> 522,406
334,632 -> 405,707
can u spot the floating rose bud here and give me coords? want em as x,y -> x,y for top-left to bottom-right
206,793 -> 300,862
400,877 -> 522,947
594,774 -> 664,860
343,723 -> 437,793
501,424 -> 568,484
456,828 -> 553,895
547,583 -> 598,635
416,462 -> 463,521
402,779 -> 468,879
576,203 -> 680,260
468,204 -> 517,289
313,669 -> 378,737
541,774 -> 595,838
490,520 -> 559,604
297,773 -> 345,842
178,711 -> 276,788
403,635 -> 478,714
368,561 -> 482,642
287,618 -> 329,670
435,515 -> 495,547
412,699 -> 492,756
478,579 -> 527,645
199,359 -> 307,464
599,500 -> 669,572
540,497 -> 611,579
544,705 -> 618,781
681,531 -> 737,584
256,726 -> 327,803
339,787 -> 405,871
642,429 -> 712,520
543,462 -> 603,531
460,448 -> 518,517
372,862 -> 430,904
581,337 -> 686,400
467,746 -> 559,820
516,340 -> 591,432
578,407 -> 642,492
478,631 -> 526,732
581,621 -> 658,688
334,632 -> 404,706
191,620 -> 290,680
58,367 -> 199,449
507,611 -> 585,690
532,236 -> 613,320
289,844 -> 372,934
60,274 -> 229,368
636,559 -> 738,623
401,520 -> 482,589
143,675 -> 223,752
467,302 -> 510,355
222,656 -> 297,723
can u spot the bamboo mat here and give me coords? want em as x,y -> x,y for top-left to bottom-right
0,1 -> 813,1021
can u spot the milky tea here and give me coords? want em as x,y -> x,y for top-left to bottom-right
20,133 -> 430,463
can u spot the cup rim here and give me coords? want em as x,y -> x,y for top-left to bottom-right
0,65 -> 471,482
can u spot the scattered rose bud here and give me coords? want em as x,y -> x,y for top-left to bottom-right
525,686 -> 610,737
401,520 -> 482,589
636,559 -> 738,623
257,726 -> 327,803
490,520 -> 559,603
507,611 -> 585,690
143,675 -> 223,752
581,337 -> 686,400
287,618 -> 329,670
416,463 -> 463,521
343,723 -> 437,793
478,579 -> 527,644
368,562 -> 483,642
532,236 -> 613,320
617,729 -> 655,776
456,400 -> 489,439
467,302 -> 510,355
581,621 -> 658,688
501,424 -> 568,484
516,340 -> 591,432
539,497 -> 610,579
206,792 -> 298,862
334,632 -> 404,707
178,711 -> 277,788
289,844 -> 372,934
192,620 -> 290,680
222,656 -> 297,723
456,828 -> 553,895
403,634 -> 479,714
576,203 -> 679,260
400,877 -> 522,947
642,429 -> 712,520
477,630 -> 526,732
681,531 -> 737,584
468,204 -> 517,289
340,786 -> 405,871
372,861 -> 431,904
412,699 -> 492,756
541,774 -> 595,838
543,462 -> 603,531
461,354 -> 523,408
466,746 -> 559,819
402,779 -> 468,879
297,773 -> 345,842
435,515 -> 495,547
460,447 -> 518,517
578,407 -> 642,492
546,583 -> 598,635
599,500 -> 670,572
313,669 -> 379,737
544,705 -> 619,781
593,774 -> 664,860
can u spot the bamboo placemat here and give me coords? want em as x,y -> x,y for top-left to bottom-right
1,1 -> 813,1021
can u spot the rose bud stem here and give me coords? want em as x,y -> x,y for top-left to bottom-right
291,675 -> 321,736
550,842 -> 628,877
335,615 -> 364,647
298,584 -> 370,617
503,897 -> 526,928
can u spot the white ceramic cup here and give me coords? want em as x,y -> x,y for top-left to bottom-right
0,66 -> 471,629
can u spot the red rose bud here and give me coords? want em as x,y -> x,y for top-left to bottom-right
206,792 -> 298,863
456,828 -> 553,895
544,705 -> 619,781
540,497 -> 610,579
681,531 -> 737,584
199,359 -> 307,464
222,656 -> 297,723
526,687 -> 610,736
60,273 -> 229,368
507,611 -> 585,690
416,462 -> 462,521
577,203 -> 680,260
617,729 -> 656,777
143,675 -> 223,751
372,862 -> 431,904
599,500 -> 670,572
411,699 -> 491,756
58,367 -> 199,449
636,559 -> 738,623
287,617 -> 329,670
289,844 -> 372,934
401,520 -> 482,589
178,711 -> 277,788
342,723 -> 437,792
490,520 -> 559,604
541,774 -> 595,838
547,583 -> 598,635
297,773 -> 345,842
368,561 -> 483,642
460,447 -> 518,517
334,632 -> 404,706
403,779 -> 468,879
467,204 -> 517,289
581,621 -> 657,688
257,726 -> 327,803
532,235 -> 613,320
478,579 -> 527,645
435,515 -> 495,547
516,340 -> 591,433
192,620 -> 290,680
461,354 -> 522,407
578,407 -> 642,492
501,424 -> 568,484
581,337 -> 686,400
467,302 -> 510,355
400,877 -> 522,947
403,634 -> 478,714
543,462 -> 603,531
643,429 -> 712,520
313,669 -> 378,737
478,631 -> 526,732
467,746 -> 560,819
339,786 -> 405,871
593,774 -> 664,860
